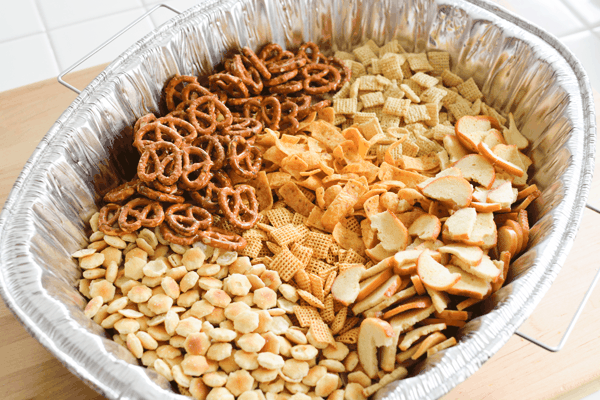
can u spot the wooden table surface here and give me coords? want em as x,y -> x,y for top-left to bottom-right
1,65 -> 600,400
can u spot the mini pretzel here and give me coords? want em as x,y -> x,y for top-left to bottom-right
190,171 -> 232,212
149,179 -> 183,195
184,95 -> 233,135
209,73 -> 250,98
258,43 -> 285,64
228,136 -> 262,178
269,80 -> 303,95
298,42 -> 325,63
267,57 -> 307,74
137,141 -> 183,185
218,185 -> 260,230
165,203 -> 213,236
227,96 -> 264,108
180,82 -> 215,103
279,116 -> 300,135
309,99 -> 332,114
263,69 -> 298,87
138,184 -> 185,203
242,47 -> 271,79
103,178 -> 139,203
192,135 -> 226,171
98,203 -> 126,235
119,198 -> 165,232
242,98 -> 263,120
164,74 -> 198,111
327,57 -> 351,88
260,97 -> 282,129
284,94 -> 312,118
156,115 -> 198,145
222,117 -> 263,138
281,101 -> 299,118
179,145 -> 213,190
301,64 -> 341,94
133,120 -> 185,153
133,113 -> 157,133
197,227 -> 248,252
226,55 -> 264,95
159,223 -> 199,246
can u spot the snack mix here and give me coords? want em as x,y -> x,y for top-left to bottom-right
73,39 -> 539,400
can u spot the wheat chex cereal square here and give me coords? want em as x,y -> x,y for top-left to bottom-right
333,98 -> 358,115
420,86 -> 446,104
380,55 -> 404,81
352,45 -> 378,66
441,69 -> 463,87
360,91 -> 385,108
457,77 -> 483,102
357,117 -> 384,140
378,39 -> 402,56
383,97 -> 410,117
334,50 -> 356,61
333,81 -> 351,99
424,103 -> 440,127
411,72 -> 439,89
352,112 -> 377,125
448,99 -> 476,120
428,51 -> 451,76
406,53 -> 434,72
360,75 -> 386,91
379,114 -> 401,129
400,84 -> 420,103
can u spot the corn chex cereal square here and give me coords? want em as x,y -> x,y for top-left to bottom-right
342,248 -> 365,264
457,77 -> 483,102
360,91 -> 385,108
271,248 -> 303,281
309,319 -> 335,345
352,45 -> 378,66
293,305 -> 322,327
305,231 -> 333,259
383,97 -> 410,117
380,55 -> 404,81
290,243 -> 313,267
291,213 -> 307,226
240,237 -> 262,258
441,69 -> 463,87
333,98 -> 358,115
266,207 -> 293,228
406,53 -> 433,72
411,72 -> 439,89
428,51 -> 451,76
294,268 -> 312,291
270,223 -> 302,247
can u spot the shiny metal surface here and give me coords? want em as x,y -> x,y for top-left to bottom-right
0,0 -> 595,399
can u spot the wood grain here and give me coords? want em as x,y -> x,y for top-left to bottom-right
0,69 -> 599,400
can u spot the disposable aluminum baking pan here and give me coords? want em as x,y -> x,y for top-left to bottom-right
0,0 -> 595,399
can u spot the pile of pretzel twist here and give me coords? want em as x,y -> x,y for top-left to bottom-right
97,42 -> 350,251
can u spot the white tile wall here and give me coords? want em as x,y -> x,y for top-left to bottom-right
2,0 -> 600,94
0,0 -> 599,399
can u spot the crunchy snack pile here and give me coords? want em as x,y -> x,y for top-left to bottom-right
74,39 -> 539,400
96,42 -> 349,251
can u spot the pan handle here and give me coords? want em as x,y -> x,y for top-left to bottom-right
57,4 -> 181,94
514,203 -> 600,352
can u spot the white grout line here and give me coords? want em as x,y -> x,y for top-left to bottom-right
31,0 -> 60,73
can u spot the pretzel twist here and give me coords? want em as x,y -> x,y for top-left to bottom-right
198,227 -> 247,252
118,198 -> 165,232
165,203 -> 212,237
228,136 -> 262,178
179,145 -> 213,190
137,141 -> 183,185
